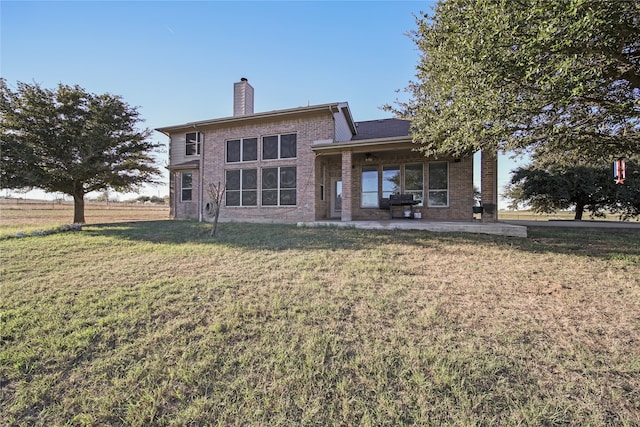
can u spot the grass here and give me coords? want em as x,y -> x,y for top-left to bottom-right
499,209 -> 640,222
0,198 -> 169,236
1,213 -> 639,425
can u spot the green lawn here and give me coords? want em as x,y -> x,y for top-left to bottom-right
1,221 -> 639,426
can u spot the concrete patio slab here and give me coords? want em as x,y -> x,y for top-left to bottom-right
297,220 -> 528,238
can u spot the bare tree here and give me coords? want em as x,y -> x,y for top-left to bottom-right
205,181 -> 225,237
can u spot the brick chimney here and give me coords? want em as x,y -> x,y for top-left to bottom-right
233,78 -> 254,116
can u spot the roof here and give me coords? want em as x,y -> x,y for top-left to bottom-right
156,102 -> 353,134
352,118 -> 411,140
167,160 -> 200,170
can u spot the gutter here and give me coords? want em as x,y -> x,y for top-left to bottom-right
311,135 -> 414,153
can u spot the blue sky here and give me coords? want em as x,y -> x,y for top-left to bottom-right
1,0 -> 527,204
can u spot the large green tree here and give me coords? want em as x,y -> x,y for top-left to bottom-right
388,0 -> 639,165
504,160 -> 639,220
1,80 -> 160,223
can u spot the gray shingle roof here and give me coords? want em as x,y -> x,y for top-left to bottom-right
352,118 -> 411,140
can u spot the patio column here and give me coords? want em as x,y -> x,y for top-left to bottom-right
341,150 -> 353,221
481,149 -> 498,223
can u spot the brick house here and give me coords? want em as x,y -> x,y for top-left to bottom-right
156,79 -> 498,224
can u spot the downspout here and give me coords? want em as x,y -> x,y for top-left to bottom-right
198,126 -> 204,223
173,171 -> 178,219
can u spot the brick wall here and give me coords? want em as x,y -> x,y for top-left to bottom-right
194,110 -> 335,223
319,151 -> 474,221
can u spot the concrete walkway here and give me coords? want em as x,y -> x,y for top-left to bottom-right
297,220 -> 528,238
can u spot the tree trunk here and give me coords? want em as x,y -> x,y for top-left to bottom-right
574,204 -> 584,220
73,186 -> 86,224
209,204 -> 221,237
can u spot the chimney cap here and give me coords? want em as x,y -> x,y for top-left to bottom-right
240,77 -> 248,82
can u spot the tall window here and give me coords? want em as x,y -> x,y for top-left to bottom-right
405,163 -> 424,206
181,172 -> 193,202
428,162 -> 448,207
185,132 -> 201,156
382,165 -> 400,198
361,166 -> 379,208
262,167 -> 296,206
226,169 -> 257,206
226,138 -> 257,163
263,134 -> 297,160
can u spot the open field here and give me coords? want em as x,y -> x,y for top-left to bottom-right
0,198 -> 169,235
499,209 -> 640,222
1,216 -> 639,426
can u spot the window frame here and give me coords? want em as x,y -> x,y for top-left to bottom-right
427,161 -> 449,207
404,163 -> 424,207
261,166 -> 297,207
185,132 -> 201,156
180,172 -> 193,202
262,133 -> 297,160
226,137 -> 258,163
225,169 -> 258,207
361,165 -> 379,208
382,165 -> 401,199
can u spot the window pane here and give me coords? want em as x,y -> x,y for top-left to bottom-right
280,134 -> 297,158
262,168 -> 278,189
226,170 -> 240,191
280,167 -> 296,189
361,193 -> 379,208
280,189 -> 296,205
382,165 -> 400,198
227,140 -> 240,163
226,191 -> 240,206
181,172 -> 192,188
429,190 -> 448,207
362,166 -> 378,192
243,138 -> 257,161
262,189 -> 278,206
186,133 -> 199,156
361,166 -> 379,208
263,136 -> 279,160
242,190 -> 257,206
242,169 -> 257,190
429,162 -> 448,190
181,189 -> 192,201
405,164 -> 423,191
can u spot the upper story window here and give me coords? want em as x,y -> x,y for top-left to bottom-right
185,132 -> 202,156
226,138 -> 257,163
262,133 -> 297,160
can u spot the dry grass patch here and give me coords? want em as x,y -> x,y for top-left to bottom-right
0,199 -> 168,235
1,221 -> 639,426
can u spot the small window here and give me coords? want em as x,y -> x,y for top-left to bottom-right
181,172 -> 193,202
428,162 -> 448,207
262,134 -> 297,160
185,132 -> 201,156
